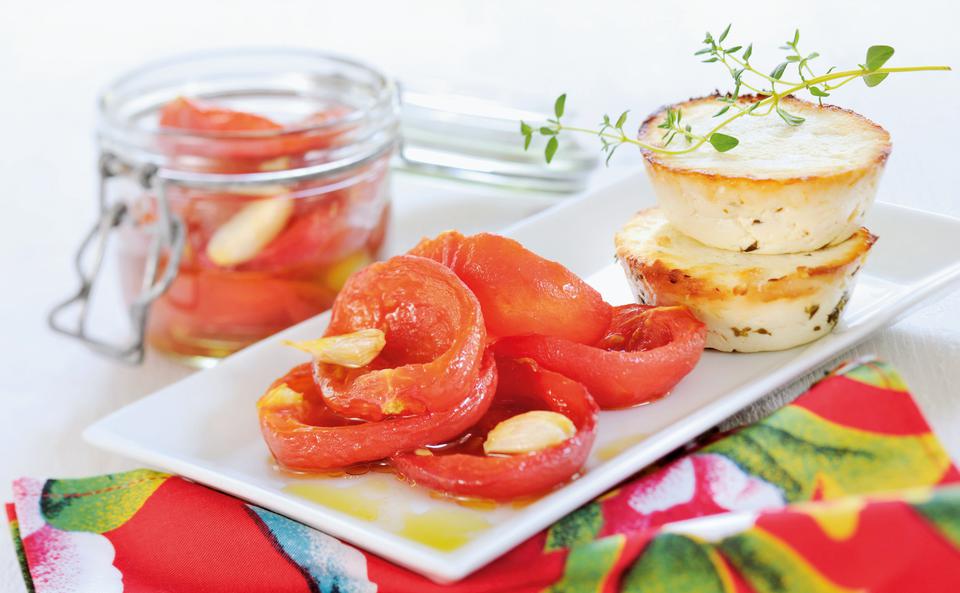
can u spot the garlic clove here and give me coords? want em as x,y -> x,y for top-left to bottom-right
285,328 -> 386,368
259,156 -> 292,172
257,383 -> 303,410
483,410 -> 576,455
206,197 -> 294,266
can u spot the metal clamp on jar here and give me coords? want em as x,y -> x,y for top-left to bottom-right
49,50 -> 399,366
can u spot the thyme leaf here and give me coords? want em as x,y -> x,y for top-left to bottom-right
523,26 -> 950,165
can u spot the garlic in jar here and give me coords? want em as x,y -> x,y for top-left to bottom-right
205,197 -> 294,267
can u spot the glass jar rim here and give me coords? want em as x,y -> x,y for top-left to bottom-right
97,48 -> 400,184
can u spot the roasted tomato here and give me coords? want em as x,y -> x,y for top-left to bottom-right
259,355 -> 497,471
495,305 -> 706,409
409,231 -> 612,344
390,357 -> 598,501
159,97 -> 282,133
158,97 -> 349,162
314,255 -> 486,421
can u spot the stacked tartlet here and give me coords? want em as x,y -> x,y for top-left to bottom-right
616,95 -> 890,352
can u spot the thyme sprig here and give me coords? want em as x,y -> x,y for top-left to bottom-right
521,26 -> 951,163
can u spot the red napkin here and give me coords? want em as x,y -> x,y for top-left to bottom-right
8,359 -> 960,592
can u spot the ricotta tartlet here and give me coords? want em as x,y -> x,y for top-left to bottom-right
615,208 -> 876,352
638,95 -> 890,254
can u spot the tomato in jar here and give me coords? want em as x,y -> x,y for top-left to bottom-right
112,71 -> 397,365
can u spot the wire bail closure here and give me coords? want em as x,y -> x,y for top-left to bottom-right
47,153 -> 185,364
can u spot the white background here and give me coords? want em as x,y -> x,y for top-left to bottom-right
1,0 -> 959,589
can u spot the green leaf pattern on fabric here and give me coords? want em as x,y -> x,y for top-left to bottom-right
7,516 -> 36,593
719,530 -> 857,593
621,533 -> 725,593
41,469 -> 169,533
545,534 -> 624,593
544,502 -> 603,551
703,407 -> 950,501
914,486 -> 960,549
841,361 -> 908,391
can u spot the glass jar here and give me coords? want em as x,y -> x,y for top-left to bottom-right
54,50 -> 398,366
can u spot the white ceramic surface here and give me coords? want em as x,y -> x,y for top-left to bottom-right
84,172 -> 960,582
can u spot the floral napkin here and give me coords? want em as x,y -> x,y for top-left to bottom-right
8,359 -> 960,592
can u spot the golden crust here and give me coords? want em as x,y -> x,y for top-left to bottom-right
637,94 -> 891,184
615,208 -> 876,303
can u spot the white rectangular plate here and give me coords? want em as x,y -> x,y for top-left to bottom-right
85,173 -> 960,582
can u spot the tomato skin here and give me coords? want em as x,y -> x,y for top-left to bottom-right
409,231 -> 612,344
494,305 -> 706,409
315,255 -> 486,421
158,97 -> 349,162
259,355 -> 497,472
390,358 -> 598,501
159,97 -> 282,132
